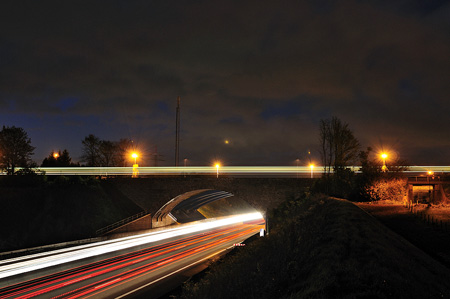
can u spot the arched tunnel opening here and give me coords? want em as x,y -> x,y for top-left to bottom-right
153,189 -> 259,227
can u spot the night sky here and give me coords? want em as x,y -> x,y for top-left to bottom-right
1,1 -> 449,166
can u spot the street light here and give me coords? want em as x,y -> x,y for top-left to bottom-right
215,163 -> 220,179
131,153 -> 139,178
310,164 -> 314,179
53,152 -> 59,159
131,153 -> 138,165
381,153 -> 388,172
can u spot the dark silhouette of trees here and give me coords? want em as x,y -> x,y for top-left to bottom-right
98,140 -> 117,167
0,126 -> 35,175
117,138 -> 133,166
42,149 -> 77,167
81,134 -> 101,166
81,135 -> 133,167
319,117 -> 360,175
315,117 -> 360,197
356,147 -> 409,201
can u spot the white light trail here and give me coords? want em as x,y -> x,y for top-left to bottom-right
5,166 -> 449,176
0,212 -> 263,281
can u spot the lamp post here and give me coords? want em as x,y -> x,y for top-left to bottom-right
310,164 -> 314,179
381,153 -> 388,172
131,153 -> 139,178
132,153 -> 138,165
215,163 -> 220,179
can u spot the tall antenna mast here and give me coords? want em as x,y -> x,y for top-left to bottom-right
175,96 -> 180,166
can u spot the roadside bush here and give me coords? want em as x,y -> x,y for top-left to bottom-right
364,178 -> 407,202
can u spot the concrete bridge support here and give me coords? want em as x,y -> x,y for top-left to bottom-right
407,182 -> 448,205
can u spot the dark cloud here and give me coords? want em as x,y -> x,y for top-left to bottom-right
0,0 -> 448,165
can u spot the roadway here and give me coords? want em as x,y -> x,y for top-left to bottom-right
0,213 -> 264,298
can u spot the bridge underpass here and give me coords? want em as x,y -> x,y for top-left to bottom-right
96,189 -> 238,235
152,189 -> 234,228
407,176 -> 448,204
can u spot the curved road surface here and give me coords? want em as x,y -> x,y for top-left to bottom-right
0,213 -> 264,298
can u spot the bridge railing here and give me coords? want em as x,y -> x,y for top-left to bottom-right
408,176 -> 442,183
96,210 -> 150,236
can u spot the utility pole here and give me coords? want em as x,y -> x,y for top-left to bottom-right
175,96 -> 180,166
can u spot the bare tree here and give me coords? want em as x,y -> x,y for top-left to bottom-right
81,134 -> 101,166
319,117 -> 360,175
81,135 -> 134,167
98,140 -> 118,167
0,126 -> 35,175
117,138 -> 133,166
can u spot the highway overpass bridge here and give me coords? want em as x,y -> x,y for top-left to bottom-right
407,176 -> 449,204
95,189 -> 238,235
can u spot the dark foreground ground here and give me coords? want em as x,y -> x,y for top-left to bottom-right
356,202 -> 450,269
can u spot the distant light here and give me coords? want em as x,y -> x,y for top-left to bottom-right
309,164 -> 314,169
224,140 -> 229,144
428,171 -> 434,175
131,152 -> 139,167
215,163 -> 220,178
381,153 -> 388,172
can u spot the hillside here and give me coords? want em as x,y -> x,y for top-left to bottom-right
180,196 -> 450,298
0,177 -> 142,252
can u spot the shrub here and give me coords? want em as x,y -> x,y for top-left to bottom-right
364,178 -> 407,202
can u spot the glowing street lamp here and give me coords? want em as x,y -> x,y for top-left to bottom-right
131,153 -> 138,165
131,153 -> 139,178
53,152 -> 59,159
381,153 -> 388,172
215,163 -> 220,179
310,164 -> 314,179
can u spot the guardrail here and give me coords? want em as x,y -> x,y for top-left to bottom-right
408,176 -> 442,182
95,210 -> 150,236
0,236 -> 105,259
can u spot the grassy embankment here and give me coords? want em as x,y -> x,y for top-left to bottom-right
180,195 -> 450,298
0,176 -> 141,252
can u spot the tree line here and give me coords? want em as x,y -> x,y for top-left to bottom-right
1,119 -> 408,202
0,125 -> 136,174
315,116 -> 408,201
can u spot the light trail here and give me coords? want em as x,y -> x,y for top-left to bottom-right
0,212 -> 262,282
7,166 -> 450,176
0,218 -> 264,298
1,224 -> 259,298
